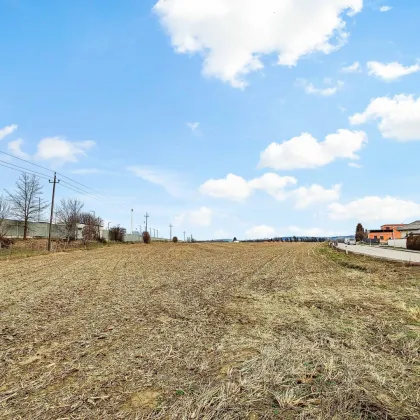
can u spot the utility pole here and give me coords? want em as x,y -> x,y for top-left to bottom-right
144,212 -> 149,232
153,228 -> 156,237
169,224 -> 173,241
183,231 -> 186,242
131,209 -> 134,234
149,228 -> 152,236
157,229 -> 159,238
47,172 -> 60,251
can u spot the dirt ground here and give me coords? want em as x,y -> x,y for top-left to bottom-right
1,243 -> 419,419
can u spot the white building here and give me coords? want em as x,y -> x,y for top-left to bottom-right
398,221 -> 420,238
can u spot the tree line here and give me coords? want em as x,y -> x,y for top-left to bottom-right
0,173 -> 120,242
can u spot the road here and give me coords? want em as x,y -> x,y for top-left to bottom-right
337,243 -> 420,263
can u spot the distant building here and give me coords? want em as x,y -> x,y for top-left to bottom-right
368,223 -> 405,243
397,221 -> 420,238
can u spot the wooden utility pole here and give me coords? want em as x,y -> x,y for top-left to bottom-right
47,172 -> 59,251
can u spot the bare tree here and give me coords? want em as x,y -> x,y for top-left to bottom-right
5,173 -> 48,239
56,198 -> 84,241
0,195 -> 11,238
80,212 -> 103,241
109,226 -> 126,242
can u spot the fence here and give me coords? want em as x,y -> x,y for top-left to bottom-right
3,220 -> 166,243
2,220 -> 74,239
387,239 -> 407,249
101,231 -> 143,243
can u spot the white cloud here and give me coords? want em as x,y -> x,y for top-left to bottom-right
348,162 -> 362,168
0,124 -> 18,141
349,94 -> 420,141
379,6 -> 392,12
173,206 -> 213,227
341,61 -> 361,73
200,173 -> 252,201
367,61 -> 420,81
35,137 -> 95,164
127,166 -> 185,197
154,0 -> 363,88
245,225 -> 276,239
187,122 -> 200,132
292,184 -> 341,209
7,139 -> 30,159
259,129 -> 367,170
297,79 -> 344,96
248,173 -> 297,200
200,173 -> 297,201
328,196 -> 420,221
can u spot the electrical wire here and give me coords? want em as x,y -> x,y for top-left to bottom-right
56,172 -> 97,192
59,180 -> 102,201
0,150 -> 99,193
0,151 -> 54,174
0,161 -> 101,201
0,160 -> 51,181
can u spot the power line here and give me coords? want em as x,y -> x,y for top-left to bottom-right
0,150 -> 98,193
60,179 -> 99,197
0,150 -> 54,174
0,159 -> 51,180
56,172 -> 97,192
0,160 -> 100,201
59,181 -> 101,201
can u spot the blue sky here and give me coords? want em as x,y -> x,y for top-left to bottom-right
1,0 -> 420,239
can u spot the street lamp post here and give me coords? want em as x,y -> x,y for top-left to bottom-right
131,209 -> 134,234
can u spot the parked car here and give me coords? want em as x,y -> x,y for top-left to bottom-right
344,238 -> 356,245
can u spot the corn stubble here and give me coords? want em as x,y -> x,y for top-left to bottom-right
1,243 -> 419,419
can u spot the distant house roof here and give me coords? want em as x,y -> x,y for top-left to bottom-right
398,221 -> 420,231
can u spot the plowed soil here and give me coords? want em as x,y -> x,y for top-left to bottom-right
1,243 -> 419,419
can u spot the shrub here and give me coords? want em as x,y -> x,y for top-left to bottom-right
407,235 -> 420,251
109,226 -> 126,242
172,236 -> 178,243
142,231 -> 151,244
0,237 -> 14,249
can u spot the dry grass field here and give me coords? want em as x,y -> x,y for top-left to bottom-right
1,242 -> 419,419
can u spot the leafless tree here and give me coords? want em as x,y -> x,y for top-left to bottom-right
5,173 -> 48,239
80,212 -> 103,241
109,226 -> 126,242
55,198 -> 84,241
0,195 -> 11,238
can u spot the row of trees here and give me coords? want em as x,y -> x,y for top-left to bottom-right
0,173 -> 106,242
1,173 -> 182,245
242,237 -> 328,243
